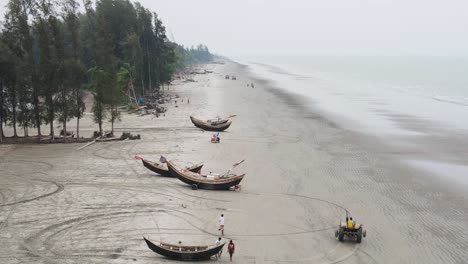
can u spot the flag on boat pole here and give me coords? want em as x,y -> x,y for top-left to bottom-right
160,156 -> 167,163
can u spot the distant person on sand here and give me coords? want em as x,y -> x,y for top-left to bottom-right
228,240 -> 235,261
219,214 -> 225,236
215,237 -> 223,258
188,98 -> 190,104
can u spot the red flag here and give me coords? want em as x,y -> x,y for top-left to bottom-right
134,155 -> 142,160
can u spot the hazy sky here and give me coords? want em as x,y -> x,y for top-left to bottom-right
1,0 -> 467,57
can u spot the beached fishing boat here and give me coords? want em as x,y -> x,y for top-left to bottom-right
190,116 -> 232,131
136,156 -> 203,177
143,237 -> 225,261
167,160 -> 245,190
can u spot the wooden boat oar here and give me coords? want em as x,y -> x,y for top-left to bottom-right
223,159 -> 245,177
207,114 -> 236,123
77,136 -> 102,150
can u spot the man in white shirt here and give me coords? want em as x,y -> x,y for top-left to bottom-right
219,214 -> 225,236
215,237 -> 222,258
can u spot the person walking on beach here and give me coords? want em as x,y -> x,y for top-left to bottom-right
219,214 -> 225,236
215,237 -> 222,258
228,240 -> 235,261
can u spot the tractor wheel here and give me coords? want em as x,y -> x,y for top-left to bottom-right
338,227 -> 345,242
363,229 -> 367,238
335,230 -> 339,238
357,228 -> 363,243
192,184 -> 198,190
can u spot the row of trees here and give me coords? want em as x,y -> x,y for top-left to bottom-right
176,44 -> 214,66
0,0 -> 213,142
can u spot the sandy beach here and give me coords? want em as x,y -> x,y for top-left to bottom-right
0,61 -> 467,264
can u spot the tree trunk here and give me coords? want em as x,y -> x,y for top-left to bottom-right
12,110 -> 17,138
62,89 -> 67,142
0,82 -> 3,143
24,118 -> 28,137
34,95 -> 41,140
76,116 -> 80,140
63,119 -> 67,142
98,120 -> 102,136
12,93 -> 17,138
0,117 -> 3,142
48,95 -> 54,140
146,44 -> 151,91
49,119 -> 53,139
76,89 -> 81,140
141,75 -> 145,96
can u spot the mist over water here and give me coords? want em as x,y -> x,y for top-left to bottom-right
236,55 -> 468,136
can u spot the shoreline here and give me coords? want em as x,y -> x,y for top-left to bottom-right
0,61 -> 466,263
241,59 -> 468,193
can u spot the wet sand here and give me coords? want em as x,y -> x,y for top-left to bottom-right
0,62 -> 467,263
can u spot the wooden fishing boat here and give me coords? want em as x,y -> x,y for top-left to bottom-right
144,237 -> 225,261
190,116 -> 232,131
167,160 -> 245,190
140,158 -> 203,177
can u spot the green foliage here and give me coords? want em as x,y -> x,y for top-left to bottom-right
1,0 -> 213,139
173,43 -> 214,70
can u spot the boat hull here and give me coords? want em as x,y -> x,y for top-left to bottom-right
142,159 -> 203,177
144,237 -> 224,261
190,116 -> 232,132
167,161 -> 245,190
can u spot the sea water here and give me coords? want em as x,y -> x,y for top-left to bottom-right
235,55 -> 468,136
234,55 -> 468,188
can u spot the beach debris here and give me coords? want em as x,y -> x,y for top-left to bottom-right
129,93 -> 172,116
77,138 -> 98,150
120,132 -> 140,140
93,131 -> 112,138
189,69 -> 213,74
90,132 -> 140,142
60,130 -> 75,137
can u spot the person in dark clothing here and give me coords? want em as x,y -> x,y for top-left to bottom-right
228,240 -> 235,261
